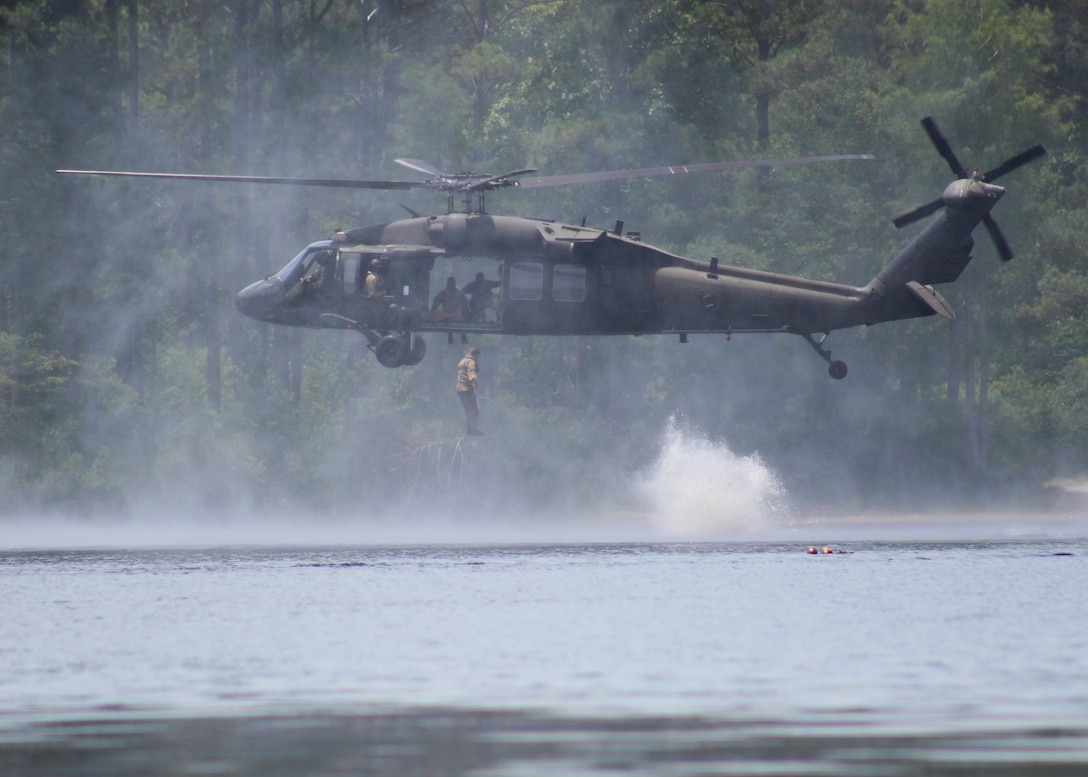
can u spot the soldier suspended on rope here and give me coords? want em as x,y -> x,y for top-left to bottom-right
456,347 -> 482,436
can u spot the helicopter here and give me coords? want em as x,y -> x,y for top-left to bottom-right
58,116 -> 1044,379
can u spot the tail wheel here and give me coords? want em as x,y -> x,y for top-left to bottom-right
800,332 -> 848,380
375,334 -> 408,368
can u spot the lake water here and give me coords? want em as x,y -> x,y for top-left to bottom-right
1,517 -> 1087,775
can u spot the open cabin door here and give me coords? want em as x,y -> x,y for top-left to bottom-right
337,246 -> 436,331
417,254 -> 507,336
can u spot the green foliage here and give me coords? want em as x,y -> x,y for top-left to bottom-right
0,332 -> 76,439
1,0 -> 1086,516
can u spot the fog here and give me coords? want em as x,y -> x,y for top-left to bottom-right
3,408 -> 1083,551
1,1 -> 1082,541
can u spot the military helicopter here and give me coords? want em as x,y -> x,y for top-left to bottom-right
58,117 -> 1044,379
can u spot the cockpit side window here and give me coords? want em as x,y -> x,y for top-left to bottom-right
274,246 -> 331,285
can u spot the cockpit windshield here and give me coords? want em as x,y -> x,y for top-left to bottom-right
273,244 -> 332,285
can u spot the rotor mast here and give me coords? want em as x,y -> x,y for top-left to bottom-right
390,160 -> 539,215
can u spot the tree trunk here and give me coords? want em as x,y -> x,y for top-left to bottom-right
227,0 -> 256,373
206,280 -> 222,413
106,0 -> 122,118
198,12 -> 221,412
960,272 -> 989,475
947,288 -> 963,402
963,277 -> 979,467
290,329 -> 304,406
755,35 -> 772,149
127,0 -> 139,128
974,274 -> 990,473
113,1 -> 147,398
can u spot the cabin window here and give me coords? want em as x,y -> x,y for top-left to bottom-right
553,264 -> 586,302
509,262 -> 543,301
342,254 -> 360,293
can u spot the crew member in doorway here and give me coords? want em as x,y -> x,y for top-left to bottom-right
457,347 -> 483,436
365,259 -> 386,297
432,275 -> 469,343
463,271 -> 500,322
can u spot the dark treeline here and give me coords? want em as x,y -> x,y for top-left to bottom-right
1,0 -> 1086,518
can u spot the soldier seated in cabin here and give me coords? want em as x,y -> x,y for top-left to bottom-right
365,259 -> 387,297
462,271 -> 501,323
428,275 -> 469,343
428,276 -> 468,320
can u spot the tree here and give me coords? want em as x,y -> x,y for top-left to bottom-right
677,0 -> 827,148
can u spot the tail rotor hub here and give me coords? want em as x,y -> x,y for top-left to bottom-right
941,178 -> 1005,212
891,116 -> 1045,262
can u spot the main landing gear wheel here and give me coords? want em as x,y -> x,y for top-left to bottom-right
318,314 -> 423,369
375,334 -> 408,368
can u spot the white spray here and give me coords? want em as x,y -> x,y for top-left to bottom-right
641,418 -> 789,535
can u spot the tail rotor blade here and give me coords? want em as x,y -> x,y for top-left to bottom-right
896,117 -> 1043,257
981,144 -> 1047,183
921,116 -> 967,178
892,197 -> 944,228
982,215 -> 1014,261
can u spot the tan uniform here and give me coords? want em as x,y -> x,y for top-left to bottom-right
456,355 -> 478,393
456,354 -> 481,435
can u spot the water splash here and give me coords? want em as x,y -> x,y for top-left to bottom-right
642,419 -> 788,535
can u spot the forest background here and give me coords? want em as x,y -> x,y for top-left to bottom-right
1,0 -> 1086,523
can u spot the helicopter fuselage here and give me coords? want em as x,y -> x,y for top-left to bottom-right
233,206 -> 973,376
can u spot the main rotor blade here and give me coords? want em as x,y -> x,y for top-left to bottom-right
516,154 -> 876,189
982,215 -> 1014,261
892,197 -> 944,228
55,169 -> 425,190
394,158 -> 444,176
981,144 -> 1046,183
466,168 -> 539,191
920,116 -> 967,178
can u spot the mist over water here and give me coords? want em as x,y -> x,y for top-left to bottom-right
7,411 -> 1085,550
641,418 -> 788,535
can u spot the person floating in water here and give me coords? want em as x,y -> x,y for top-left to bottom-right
456,346 -> 483,436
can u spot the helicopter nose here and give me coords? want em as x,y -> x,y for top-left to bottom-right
234,278 -> 283,321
